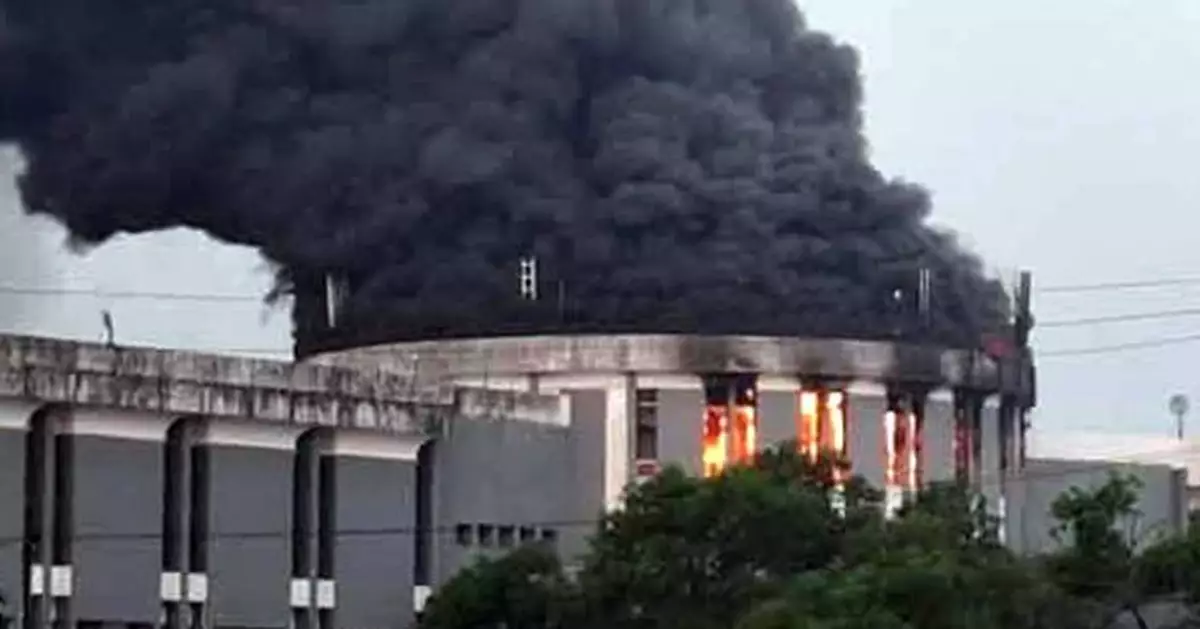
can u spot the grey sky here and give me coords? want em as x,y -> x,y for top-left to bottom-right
2,1 -> 1199,438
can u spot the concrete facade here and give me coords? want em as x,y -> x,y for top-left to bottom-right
0,334 -> 573,629
0,332 -> 1039,629
322,334 -> 1034,529
1008,458 -> 1191,555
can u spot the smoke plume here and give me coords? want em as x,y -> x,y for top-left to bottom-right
0,0 -> 1011,348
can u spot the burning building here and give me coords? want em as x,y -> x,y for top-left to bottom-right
0,0 -> 1041,622
305,271 -> 1036,531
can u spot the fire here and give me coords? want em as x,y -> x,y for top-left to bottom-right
883,402 -> 923,492
701,404 -> 728,478
701,376 -> 759,478
797,391 -> 820,460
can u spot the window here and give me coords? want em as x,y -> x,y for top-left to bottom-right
519,526 -> 537,543
539,528 -> 558,546
497,526 -> 515,547
477,524 -> 496,547
454,524 -> 473,546
635,389 -> 659,461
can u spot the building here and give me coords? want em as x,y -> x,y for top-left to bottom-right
0,333 -> 578,629
1006,458 -> 1190,555
1025,431 -> 1198,533
313,333 -> 1036,536
0,326 -> 1039,629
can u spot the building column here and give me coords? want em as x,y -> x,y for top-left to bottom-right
17,407 -> 75,629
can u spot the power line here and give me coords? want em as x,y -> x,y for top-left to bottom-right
1037,277 -> 1200,294
4,274 -> 1200,302
0,284 -> 265,303
1039,332 -> 1200,357
1038,306 -> 1200,328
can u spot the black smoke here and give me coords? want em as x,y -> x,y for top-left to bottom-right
0,0 -> 1012,348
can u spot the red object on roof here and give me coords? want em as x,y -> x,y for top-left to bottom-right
983,335 -> 1014,359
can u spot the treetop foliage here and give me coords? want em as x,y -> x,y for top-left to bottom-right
418,442 -> 1198,629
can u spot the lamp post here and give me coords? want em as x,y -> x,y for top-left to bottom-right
1168,394 -> 1189,441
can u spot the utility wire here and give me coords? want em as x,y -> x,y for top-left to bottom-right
0,284 -> 265,303
1037,277 -> 1200,294
1037,307 -> 1200,328
6,275 -> 1200,302
1039,332 -> 1200,357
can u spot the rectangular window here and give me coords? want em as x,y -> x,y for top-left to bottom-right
797,391 -> 820,461
824,391 -> 848,482
519,526 -> 536,543
731,376 -> 758,465
540,529 -> 558,547
477,524 -> 495,547
454,524 -> 473,546
702,377 -> 730,478
635,389 -> 659,461
497,526 -> 515,547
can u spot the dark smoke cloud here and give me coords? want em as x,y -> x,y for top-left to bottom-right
0,0 -> 1011,348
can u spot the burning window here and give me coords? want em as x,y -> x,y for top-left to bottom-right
824,391 -> 848,482
731,376 -> 758,465
797,391 -> 820,461
702,388 -> 728,479
953,394 -> 971,484
796,388 -> 848,465
883,400 -> 923,492
701,375 -> 759,478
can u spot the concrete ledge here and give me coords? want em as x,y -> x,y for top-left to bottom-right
318,334 -> 1033,397
0,334 -> 450,435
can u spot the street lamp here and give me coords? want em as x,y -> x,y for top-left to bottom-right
1168,394 -> 1189,441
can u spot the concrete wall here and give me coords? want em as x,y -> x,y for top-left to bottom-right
656,389 -> 704,477
427,413 -> 577,582
848,387 -> 887,489
334,453 -> 418,629
0,425 -> 24,621
206,443 -> 293,628
758,391 -> 794,452
1007,458 -> 1189,555
70,435 -> 162,623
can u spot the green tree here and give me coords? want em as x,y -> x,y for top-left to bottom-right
418,446 -> 1189,629
579,447 -> 840,629
418,545 -> 576,629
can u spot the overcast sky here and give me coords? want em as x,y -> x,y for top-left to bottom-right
2,1 -> 1199,440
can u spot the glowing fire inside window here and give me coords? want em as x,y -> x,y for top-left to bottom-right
824,392 -> 846,455
732,404 -> 757,465
883,408 -> 921,490
825,391 -> 847,482
907,412 -> 919,489
797,391 -> 820,460
702,405 -> 728,478
953,406 -> 970,482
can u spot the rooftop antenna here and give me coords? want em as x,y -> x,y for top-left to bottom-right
324,273 -> 348,328
518,256 -> 539,301
100,309 -> 115,348
917,266 -> 932,329
1013,270 -> 1033,348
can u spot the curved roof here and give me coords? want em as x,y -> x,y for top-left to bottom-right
313,334 -> 1034,397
